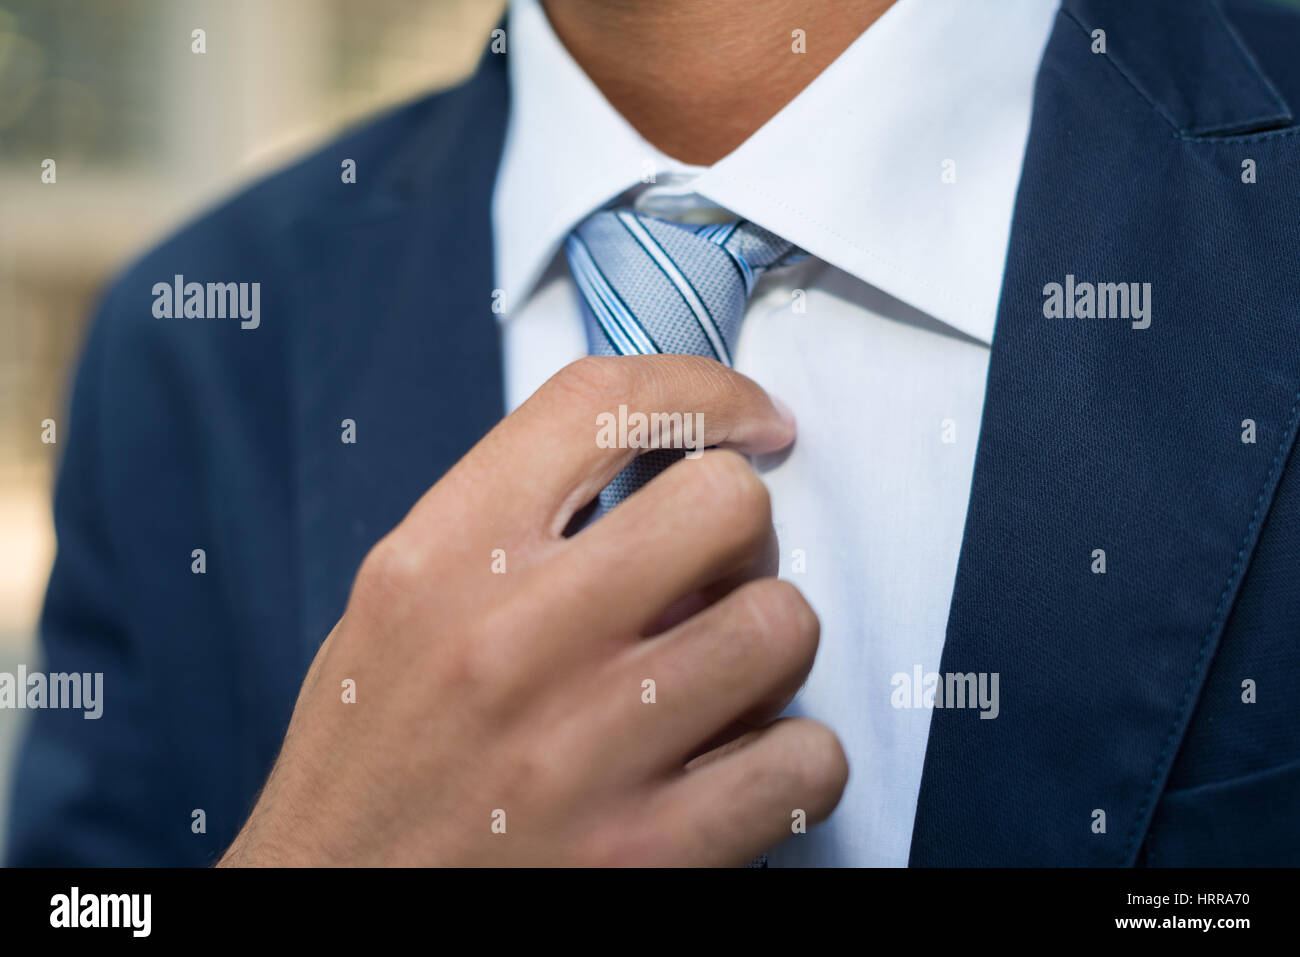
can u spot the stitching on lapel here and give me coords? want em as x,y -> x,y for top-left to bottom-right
1125,384 -> 1300,861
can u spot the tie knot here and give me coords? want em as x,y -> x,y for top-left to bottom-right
689,218 -> 804,289
565,207 -> 803,366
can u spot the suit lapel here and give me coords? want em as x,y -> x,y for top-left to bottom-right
283,46 -> 509,669
911,0 -> 1300,864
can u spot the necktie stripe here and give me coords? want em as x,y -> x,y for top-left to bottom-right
704,221 -> 753,293
565,234 -> 660,355
579,248 -> 662,354
566,237 -> 639,354
569,233 -> 660,355
709,221 -> 740,247
717,247 -> 754,297
615,211 -> 733,366
727,246 -> 755,295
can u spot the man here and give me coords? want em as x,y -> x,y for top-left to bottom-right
8,0 -> 1300,866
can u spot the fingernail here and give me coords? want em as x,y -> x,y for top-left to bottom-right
769,394 -> 797,430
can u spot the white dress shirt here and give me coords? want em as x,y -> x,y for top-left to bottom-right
492,0 -> 1059,866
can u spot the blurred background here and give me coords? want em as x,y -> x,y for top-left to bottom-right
0,0 -> 503,856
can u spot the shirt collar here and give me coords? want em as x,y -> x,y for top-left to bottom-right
492,0 -> 1060,344
492,0 -> 692,319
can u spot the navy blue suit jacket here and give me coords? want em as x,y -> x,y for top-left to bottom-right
9,0 -> 1300,865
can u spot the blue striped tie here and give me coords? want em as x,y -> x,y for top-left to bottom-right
565,208 -> 802,510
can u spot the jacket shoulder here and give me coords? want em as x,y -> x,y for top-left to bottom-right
121,88 -> 451,289
78,80 -> 482,404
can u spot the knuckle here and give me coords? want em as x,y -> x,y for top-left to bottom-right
500,738 -> 563,804
550,355 -> 631,406
661,352 -> 735,400
444,629 -> 525,706
693,450 -> 770,529
433,639 -> 529,730
574,814 -> 658,867
353,535 -> 422,607
706,361 -> 751,412
785,719 -> 850,807
740,579 -> 820,664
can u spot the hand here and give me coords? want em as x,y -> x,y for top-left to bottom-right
218,356 -> 848,866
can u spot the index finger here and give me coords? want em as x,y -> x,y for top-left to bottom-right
451,354 -> 796,537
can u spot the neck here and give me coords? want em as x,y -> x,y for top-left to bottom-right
542,0 -> 898,165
